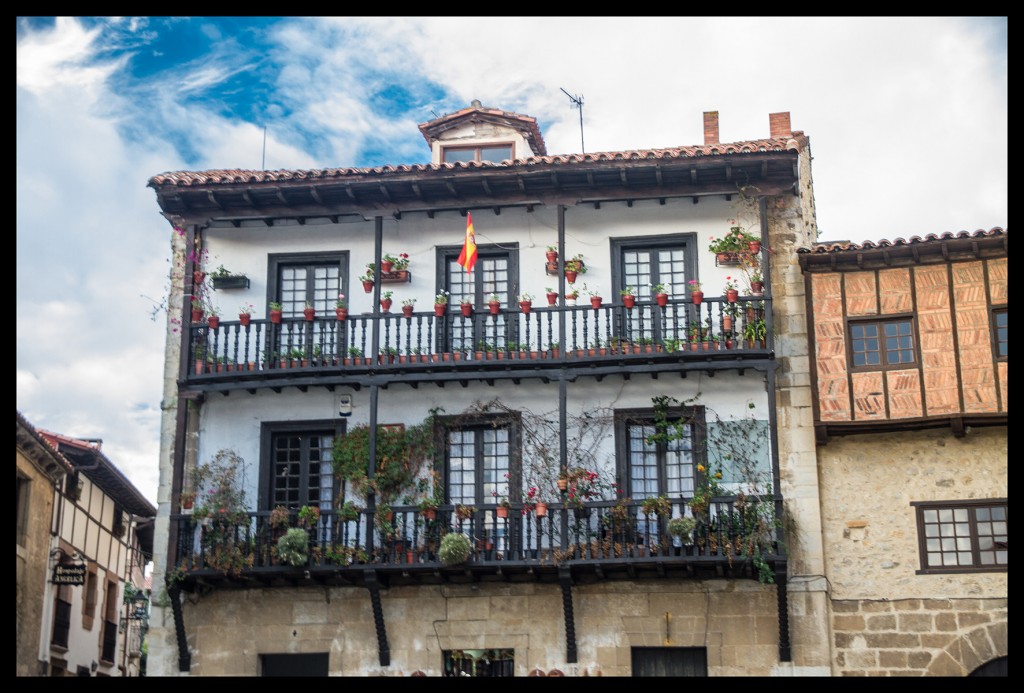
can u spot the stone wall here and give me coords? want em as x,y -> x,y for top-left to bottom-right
819,427 -> 1007,675
16,449 -> 59,677
172,579 -> 786,676
832,597 -> 1007,676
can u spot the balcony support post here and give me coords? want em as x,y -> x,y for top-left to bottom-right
365,570 -> 390,666
168,583 -> 191,672
558,567 -> 578,663
775,562 -> 791,661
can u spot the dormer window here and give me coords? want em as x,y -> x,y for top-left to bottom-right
442,143 -> 513,163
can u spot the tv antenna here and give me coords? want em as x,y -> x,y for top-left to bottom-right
261,125 -> 267,170
560,87 -> 585,153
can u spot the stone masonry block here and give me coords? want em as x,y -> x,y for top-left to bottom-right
865,613 -> 896,630
897,613 -> 933,632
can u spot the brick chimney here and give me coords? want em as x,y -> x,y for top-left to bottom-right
703,111 -> 720,145
769,112 -> 792,139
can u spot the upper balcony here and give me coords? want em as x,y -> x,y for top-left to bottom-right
185,295 -> 772,393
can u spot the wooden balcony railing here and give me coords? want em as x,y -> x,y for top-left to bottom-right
186,297 -> 771,381
169,496 -> 782,587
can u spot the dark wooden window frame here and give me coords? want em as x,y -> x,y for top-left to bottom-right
258,419 -> 346,511
437,412 -> 522,505
440,142 -> 515,164
991,306 -> 1007,361
613,406 -> 707,498
436,242 -> 519,351
912,498 -> 1008,574
266,251 -> 349,317
846,314 -> 918,372
610,233 -> 699,298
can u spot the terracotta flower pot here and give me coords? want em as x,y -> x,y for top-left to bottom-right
239,313 -> 251,326
270,309 -> 282,324
726,289 -> 739,303
460,303 -> 473,317
748,240 -> 762,254
565,270 -> 578,284
751,281 -> 765,295
534,502 -> 548,517
380,260 -> 394,273
434,303 -> 446,317
656,293 -> 669,307
546,292 -> 558,306
380,298 -> 392,312
362,279 -> 374,293
622,295 -> 636,309
690,291 -> 703,305
402,305 -> 414,317
496,506 -> 509,519
304,307 -> 316,321
488,301 -> 501,315
519,300 -> 532,313
723,315 -> 733,331
546,250 -> 558,264
336,308 -> 348,321
207,315 -> 220,329
191,308 -> 204,322
590,296 -> 603,309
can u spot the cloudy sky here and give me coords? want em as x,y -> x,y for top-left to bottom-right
16,17 -> 1007,505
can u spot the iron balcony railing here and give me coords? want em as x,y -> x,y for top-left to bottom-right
187,296 -> 771,379
170,496 -> 782,584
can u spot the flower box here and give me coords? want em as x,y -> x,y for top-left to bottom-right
379,270 -> 411,284
211,275 -> 250,290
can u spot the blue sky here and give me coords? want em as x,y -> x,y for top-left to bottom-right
16,17 -> 1007,504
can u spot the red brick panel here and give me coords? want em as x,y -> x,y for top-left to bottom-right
953,261 -> 997,413
886,369 -> 923,418
851,371 -> 886,419
844,273 -> 878,317
813,274 -> 851,421
878,268 -> 912,315
915,265 -> 959,416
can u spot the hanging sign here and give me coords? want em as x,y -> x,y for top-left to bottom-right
52,563 -> 86,585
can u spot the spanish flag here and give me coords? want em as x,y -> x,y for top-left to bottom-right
457,212 -> 477,273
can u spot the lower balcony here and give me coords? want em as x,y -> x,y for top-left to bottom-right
169,495 -> 784,591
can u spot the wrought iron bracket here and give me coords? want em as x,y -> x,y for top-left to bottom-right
558,567 -> 577,663
364,569 -> 390,666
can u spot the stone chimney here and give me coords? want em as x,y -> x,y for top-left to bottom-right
769,112 -> 792,139
703,111 -> 720,145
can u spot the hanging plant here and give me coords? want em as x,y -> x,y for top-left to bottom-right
439,532 -> 472,566
331,409 -> 440,503
276,528 -> 309,567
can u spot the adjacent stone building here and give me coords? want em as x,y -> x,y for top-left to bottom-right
799,230 -> 1008,675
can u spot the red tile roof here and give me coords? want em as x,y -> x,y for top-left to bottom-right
148,134 -> 808,188
799,227 -> 1007,253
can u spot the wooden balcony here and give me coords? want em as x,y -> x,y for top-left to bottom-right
169,496 -> 784,591
184,297 -> 773,393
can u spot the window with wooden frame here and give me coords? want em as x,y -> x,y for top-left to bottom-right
992,307 -> 1007,359
614,407 -> 706,501
912,499 -> 1007,574
260,421 -> 343,512
441,143 -> 514,164
848,317 -> 916,370
439,414 -> 520,508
